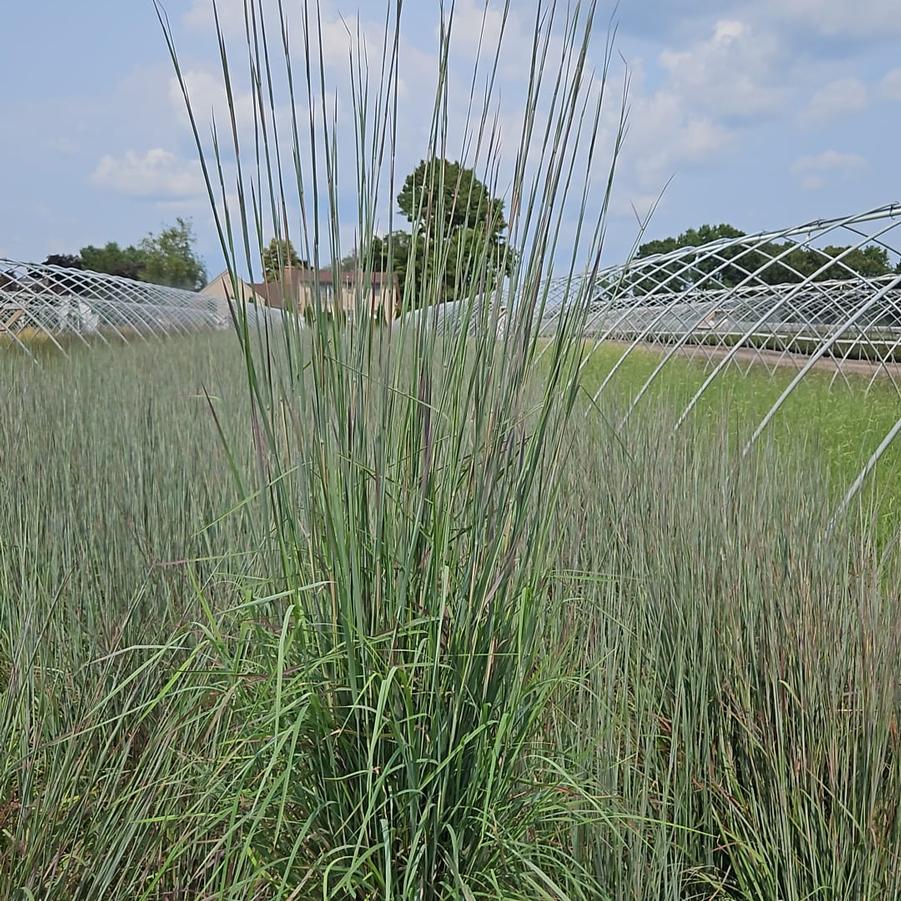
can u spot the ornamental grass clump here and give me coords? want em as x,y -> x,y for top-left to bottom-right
157,0 -> 623,894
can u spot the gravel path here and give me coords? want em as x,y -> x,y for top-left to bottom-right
620,340 -> 901,379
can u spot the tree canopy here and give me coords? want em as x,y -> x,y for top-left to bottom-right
43,254 -> 84,270
138,219 -> 207,290
636,224 -> 746,259
45,219 -> 207,290
262,237 -> 307,282
341,231 -> 413,286
79,243 -> 147,282
374,157 -> 513,307
398,158 -> 508,242
632,223 -> 897,294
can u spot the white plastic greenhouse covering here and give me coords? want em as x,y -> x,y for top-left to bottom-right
401,204 -> 901,519
0,260 -> 284,355
410,205 -> 901,368
2,204 -> 900,519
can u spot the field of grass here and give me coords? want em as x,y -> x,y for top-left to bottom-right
580,343 -> 901,529
1,331 -> 899,898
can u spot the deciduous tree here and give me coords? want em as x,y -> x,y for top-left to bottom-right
262,237 -> 306,282
395,157 -> 513,305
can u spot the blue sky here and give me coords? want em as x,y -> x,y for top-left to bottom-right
2,0 -> 900,275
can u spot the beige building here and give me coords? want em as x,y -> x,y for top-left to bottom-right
201,267 -> 398,321
252,267 -> 398,321
200,271 -> 269,320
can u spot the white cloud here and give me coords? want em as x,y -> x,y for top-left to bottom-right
168,68 -> 257,134
613,36 -> 738,194
628,92 -> 732,187
791,150 -> 867,190
804,77 -> 868,123
174,3 -> 745,213
91,149 -> 206,198
601,17 -> 790,204
659,20 -> 787,121
882,68 -> 901,101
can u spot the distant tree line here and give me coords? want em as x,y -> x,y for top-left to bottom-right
630,223 -> 901,295
38,158 -> 509,305
43,218 -> 207,291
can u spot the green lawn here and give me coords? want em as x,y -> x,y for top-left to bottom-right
579,342 -> 901,529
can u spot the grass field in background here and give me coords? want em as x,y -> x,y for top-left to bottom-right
1,333 -> 899,897
580,342 -> 901,529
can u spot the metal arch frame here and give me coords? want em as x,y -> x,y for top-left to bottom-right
4,206 -> 901,525
585,235 -> 812,407
741,271 -> 901,458
409,204 -> 901,521
671,217 -> 901,429
618,236 -> 864,407
0,259 -> 231,356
